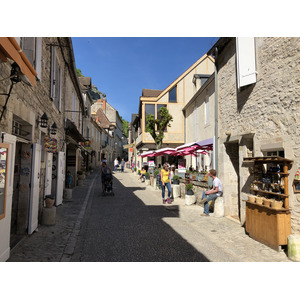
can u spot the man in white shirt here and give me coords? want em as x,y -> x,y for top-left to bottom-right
200,169 -> 223,216
114,158 -> 119,171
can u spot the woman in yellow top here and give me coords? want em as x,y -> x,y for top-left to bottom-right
139,167 -> 146,182
160,163 -> 172,204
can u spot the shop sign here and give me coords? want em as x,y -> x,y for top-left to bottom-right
44,136 -> 57,153
178,159 -> 186,173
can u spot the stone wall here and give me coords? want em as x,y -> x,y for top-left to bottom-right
217,37 -> 300,232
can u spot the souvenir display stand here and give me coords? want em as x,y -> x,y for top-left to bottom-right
243,156 -> 293,250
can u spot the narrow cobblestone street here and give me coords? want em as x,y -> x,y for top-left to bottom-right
8,168 -> 291,262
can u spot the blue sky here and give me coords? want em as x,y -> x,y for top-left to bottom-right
72,37 -> 218,122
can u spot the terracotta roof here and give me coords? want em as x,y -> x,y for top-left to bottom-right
94,108 -> 113,129
142,89 -> 163,97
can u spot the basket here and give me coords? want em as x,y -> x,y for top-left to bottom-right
263,198 -> 273,207
255,197 -> 263,205
271,200 -> 283,209
248,195 -> 256,203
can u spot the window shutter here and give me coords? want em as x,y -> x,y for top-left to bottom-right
35,38 -> 42,79
50,45 -> 56,100
59,66 -> 62,111
236,37 -> 257,88
205,93 -> 209,124
22,37 -> 35,66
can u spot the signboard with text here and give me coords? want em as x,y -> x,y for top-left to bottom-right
178,159 -> 186,173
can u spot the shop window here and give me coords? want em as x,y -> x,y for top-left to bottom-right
265,150 -> 285,157
169,86 -> 177,103
12,116 -> 32,140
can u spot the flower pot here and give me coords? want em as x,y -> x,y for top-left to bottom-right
186,189 -> 194,195
78,174 -> 85,180
173,179 -> 179,185
45,197 -> 55,208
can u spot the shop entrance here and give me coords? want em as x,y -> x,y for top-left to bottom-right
225,142 -> 241,221
10,142 -> 31,247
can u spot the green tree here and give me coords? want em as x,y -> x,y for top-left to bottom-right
120,116 -> 129,138
76,68 -> 84,77
145,107 -> 173,149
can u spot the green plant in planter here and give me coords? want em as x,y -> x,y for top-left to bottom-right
134,167 -> 137,172
145,172 -> 150,179
77,170 -> 83,175
172,175 -> 180,185
154,170 -> 160,176
138,170 -> 141,175
186,183 -> 193,191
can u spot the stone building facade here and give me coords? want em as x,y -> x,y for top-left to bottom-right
208,37 -> 300,231
135,54 -> 215,169
0,37 -> 86,261
183,73 -> 215,171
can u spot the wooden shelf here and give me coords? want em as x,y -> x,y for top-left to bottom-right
245,156 -> 293,250
244,156 -> 293,164
266,172 -> 288,175
244,200 -> 289,212
253,180 -> 283,187
251,188 -> 288,197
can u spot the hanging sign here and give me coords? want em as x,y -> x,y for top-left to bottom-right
44,136 -> 57,153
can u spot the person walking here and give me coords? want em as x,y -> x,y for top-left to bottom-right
101,161 -> 112,194
114,157 -> 119,172
160,163 -> 172,204
120,158 -> 125,172
200,169 -> 223,216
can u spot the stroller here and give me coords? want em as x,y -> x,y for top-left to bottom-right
103,173 -> 114,196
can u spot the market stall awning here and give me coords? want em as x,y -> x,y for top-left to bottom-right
153,147 -> 178,157
139,150 -> 155,158
196,138 -> 213,150
176,138 -> 213,152
0,37 -> 37,86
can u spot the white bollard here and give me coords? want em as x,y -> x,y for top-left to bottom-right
185,194 -> 196,206
42,207 -> 56,225
213,197 -> 224,218
288,235 -> 300,261
63,188 -> 72,200
173,185 -> 181,198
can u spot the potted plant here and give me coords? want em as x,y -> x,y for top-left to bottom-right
172,175 -> 180,185
186,183 -> 194,195
138,170 -> 141,175
45,195 -> 55,208
77,170 -> 85,180
145,172 -> 151,186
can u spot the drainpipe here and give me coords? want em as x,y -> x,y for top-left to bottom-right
214,47 -> 219,173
